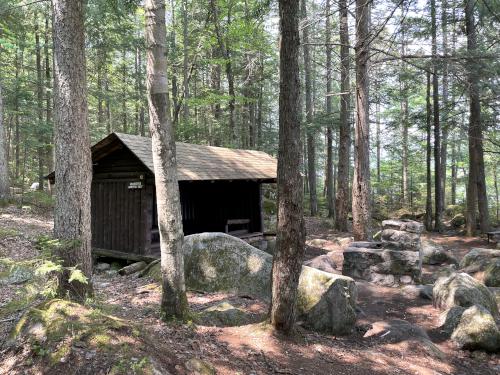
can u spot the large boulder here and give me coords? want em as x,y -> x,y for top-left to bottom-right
484,259 -> 500,287
297,267 -> 357,334
433,272 -> 499,316
450,213 -> 466,228
147,233 -> 357,334
450,305 -> 500,352
421,238 -> 458,265
438,306 -> 467,335
459,248 -> 500,271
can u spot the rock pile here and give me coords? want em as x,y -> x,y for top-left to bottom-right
342,220 -> 424,286
459,248 -> 500,287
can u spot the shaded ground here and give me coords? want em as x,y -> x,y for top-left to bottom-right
1,209 -> 499,374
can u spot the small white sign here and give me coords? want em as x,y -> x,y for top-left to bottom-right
128,181 -> 143,190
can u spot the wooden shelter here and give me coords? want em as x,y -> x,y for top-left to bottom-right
48,133 -> 276,257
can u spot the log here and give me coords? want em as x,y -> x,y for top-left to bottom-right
138,259 -> 160,278
92,248 -> 158,263
118,261 -> 147,276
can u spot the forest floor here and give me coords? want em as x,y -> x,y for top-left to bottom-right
1,207 -> 499,375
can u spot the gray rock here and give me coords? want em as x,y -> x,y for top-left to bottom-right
421,238 -> 458,265
147,233 -> 357,334
297,267 -> 357,335
343,247 -> 384,279
95,262 -> 110,271
484,259 -> 500,287
348,241 -> 383,249
196,302 -> 251,327
304,253 -> 337,274
451,305 -> 500,352
367,272 -> 396,286
381,219 -> 424,234
433,272 -> 499,316
0,265 -> 32,285
375,250 -> 419,276
459,248 -> 500,270
450,213 -> 466,228
381,229 -> 420,250
438,305 -> 466,335
402,284 -> 433,300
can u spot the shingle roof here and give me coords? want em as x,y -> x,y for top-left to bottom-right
113,133 -> 277,181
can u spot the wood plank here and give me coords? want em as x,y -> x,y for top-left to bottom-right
92,247 -> 158,263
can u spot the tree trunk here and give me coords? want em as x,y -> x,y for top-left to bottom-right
440,0 -> 449,210
425,71 -> 433,231
14,46 -> 20,180
35,13 -> 45,191
182,0 -> 189,124
325,0 -> 334,218
465,0 -> 489,234
494,167 -> 499,223
0,84 -> 9,200
122,50 -> 128,133
145,0 -> 188,320
270,0 -> 305,334
52,0 -> 93,301
431,0 -> 443,232
352,0 -> 372,241
45,10 -> 53,174
451,138 -> 457,205
300,0 -> 317,216
399,24 -> 408,206
334,0 -> 351,231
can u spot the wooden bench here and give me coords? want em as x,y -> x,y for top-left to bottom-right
486,231 -> 500,244
225,219 -> 250,236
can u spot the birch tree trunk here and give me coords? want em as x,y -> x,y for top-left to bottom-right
52,0 -> 93,301
145,0 -> 189,320
270,0 -> 305,334
0,84 -> 9,200
335,0 -> 351,231
352,0 -> 372,241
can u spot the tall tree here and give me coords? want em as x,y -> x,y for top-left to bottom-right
325,0 -> 334,218
270,0 -> 305,334
334,0 -> 351,231
425,71 -> 433,231
440,0 -> 449,209
145,0 -> 189,319
52,0 -> 93,300
300,0 -> 317,216
0,84 -> 9,200
352,0 -> 371,241
35,13 -> 44,190
430,0 -> 443,232
399,15 -> 409,206
464,0 -> 489,235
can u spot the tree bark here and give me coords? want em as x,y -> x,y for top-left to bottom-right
52,0 -> 93,301
145,0 -> 189,319
45,10 -> 53,174
0,84 -> 9,200
325,0 -> 334,218
35,13 -> 45,191
14,45 -> 20,180
399,23 -> 408,206
300,0 -> 317,216
431,0 -> 443,232
334,0 -> 351,231
425,71 -> 433,231
465,0 -> 489,234
270,0 -> 305,334
352,0 -> 372,241
440,0 -> 449,209
182,0 -> 190,124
